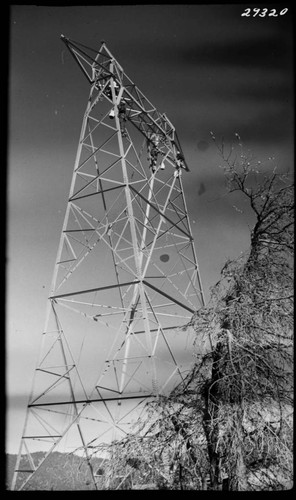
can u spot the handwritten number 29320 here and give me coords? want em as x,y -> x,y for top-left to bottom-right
241,8 -> 288,17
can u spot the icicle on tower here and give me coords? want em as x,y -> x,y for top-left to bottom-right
11,36 -> 205,490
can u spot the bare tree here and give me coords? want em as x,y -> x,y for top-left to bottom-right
97,137 -> 294,490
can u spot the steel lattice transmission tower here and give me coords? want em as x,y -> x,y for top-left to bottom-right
11,36 -> 205,490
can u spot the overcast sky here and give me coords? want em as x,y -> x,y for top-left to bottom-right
7,4 -> 293,454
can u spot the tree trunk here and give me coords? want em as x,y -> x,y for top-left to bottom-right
228,408 -> 248,491
201,340 -> 226,490
202,413 -> 220,489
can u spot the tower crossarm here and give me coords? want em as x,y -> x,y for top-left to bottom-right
60,35 -> 189,171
